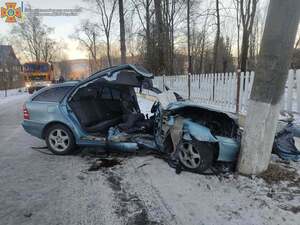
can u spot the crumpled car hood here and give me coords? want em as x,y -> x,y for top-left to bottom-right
165,101 -> 239,124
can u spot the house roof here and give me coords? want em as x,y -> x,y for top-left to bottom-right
0,45 -> 21,66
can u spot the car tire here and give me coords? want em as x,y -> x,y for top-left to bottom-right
177,140 -> 214,173
45,124 -> 76,155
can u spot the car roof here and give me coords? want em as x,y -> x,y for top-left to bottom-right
87,64 -> 153,80
56,81 -> 79,86
29,82 -> 78,100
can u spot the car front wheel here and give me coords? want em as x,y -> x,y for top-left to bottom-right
177,140 -> 214,173
45,124 -> 76,155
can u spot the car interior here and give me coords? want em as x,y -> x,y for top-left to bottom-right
68,74 -> 155,141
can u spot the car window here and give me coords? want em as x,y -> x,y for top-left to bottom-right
33,86 -> 72,102
98,87 -> 121,100
111,88 -> 121,100
99,87 -> 112,99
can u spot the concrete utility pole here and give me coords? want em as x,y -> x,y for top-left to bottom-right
238,0 -> 300,175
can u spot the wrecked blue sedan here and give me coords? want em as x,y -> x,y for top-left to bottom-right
22,64 -> 240,173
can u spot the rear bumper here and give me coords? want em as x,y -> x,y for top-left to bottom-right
22,120 -> 45,139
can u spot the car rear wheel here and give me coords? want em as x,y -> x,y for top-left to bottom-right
45,124 -> 76,155
177,140 -> 214,173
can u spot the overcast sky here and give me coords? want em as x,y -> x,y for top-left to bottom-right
1,0 -> 271,60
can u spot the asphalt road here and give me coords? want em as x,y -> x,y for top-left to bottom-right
0,95 -> 299,225
0,95 -> 179,225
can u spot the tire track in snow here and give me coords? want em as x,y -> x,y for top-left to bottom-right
124,158 -> 184,225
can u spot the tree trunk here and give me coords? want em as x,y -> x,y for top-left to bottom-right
170,0 -> 175,74
237,0 -> 300,175
240,30 -> 250,72
213,0 -> 220,74
145,0 -> 151,69
118,0 -> 126,64
199,36 -> 205,74
200,13 -> 209,74
187,0 -> 191,99
187,0 -> 192,74
106,34 -> 112,66
240,0 -> 258,72
236,0 -> 241,68
163,0 -> 172,75
92,32 -> 97,71
154,0 -> 164,74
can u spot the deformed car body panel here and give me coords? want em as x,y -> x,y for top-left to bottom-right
216,136 -> 240,162
153,99 -> 240,162
183,120 -> 218,143
165,101 -> 239,124
182,120 -> 239,161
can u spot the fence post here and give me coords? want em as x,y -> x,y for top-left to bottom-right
162,74 -> 165,91
236,69 -> 241,114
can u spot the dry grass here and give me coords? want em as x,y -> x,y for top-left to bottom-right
259,163 -> 298,184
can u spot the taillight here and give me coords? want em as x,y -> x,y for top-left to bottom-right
23,105 -> 30,120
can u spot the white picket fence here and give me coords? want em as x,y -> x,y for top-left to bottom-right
152,69 -> 300,114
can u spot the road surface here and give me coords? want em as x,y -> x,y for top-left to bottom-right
0,94 -> 299,225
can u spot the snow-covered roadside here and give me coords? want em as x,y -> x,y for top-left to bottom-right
116,155 -> 299,225
133,95 -> 300,224
0,88 -> 28,106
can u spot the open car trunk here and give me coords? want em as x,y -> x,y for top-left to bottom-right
68,65 -> 156,144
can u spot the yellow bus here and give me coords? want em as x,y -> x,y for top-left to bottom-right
23,62 -> 54,93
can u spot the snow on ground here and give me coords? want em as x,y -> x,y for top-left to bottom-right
0,88 -> 28,106
135,95 -> 300,224
117,154 -> 300,225
0,90 -> 298,225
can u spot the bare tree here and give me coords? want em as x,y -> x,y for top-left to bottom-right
240,0 -> 258,72
95,0 -> 118,66
72,20 -> 100,72
199,11 -> 209,74
41,35 -> 57,62
233,0 -> 241,68
11,13 -> 59,63
213,0 -> 220,74
119,0 -> 127,63
144,0 -> 152,68
154,0 -> 164,73
187,0 -> 191,74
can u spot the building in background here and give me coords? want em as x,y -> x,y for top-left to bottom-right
0,45 -> 23,90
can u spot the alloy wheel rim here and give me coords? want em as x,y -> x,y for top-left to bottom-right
178,142 -> 201,169
49,129 -> 70,152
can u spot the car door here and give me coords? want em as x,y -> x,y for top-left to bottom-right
29,87 -> 72,124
